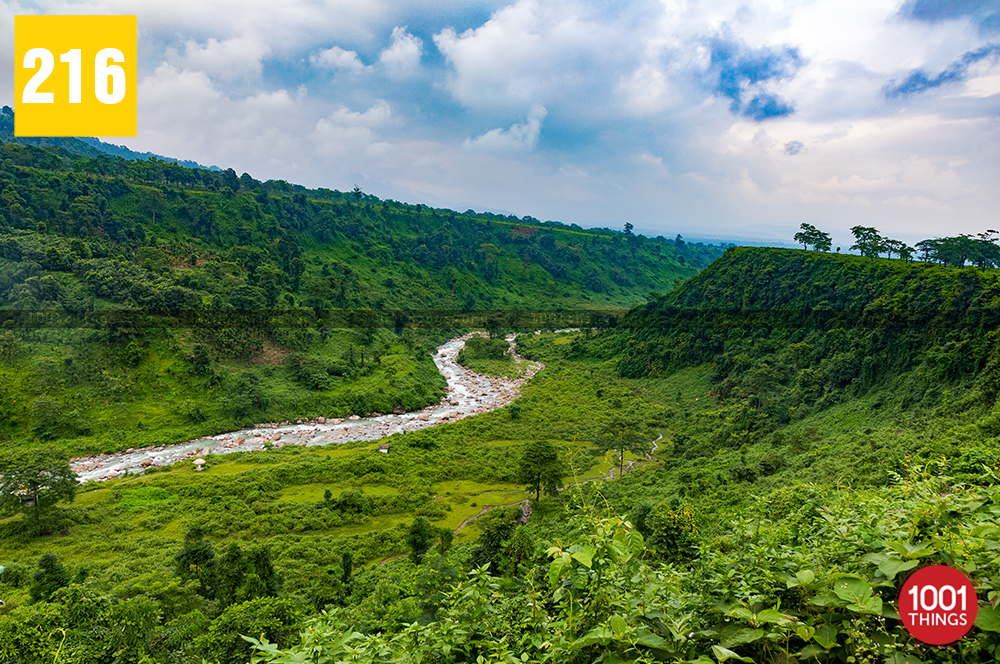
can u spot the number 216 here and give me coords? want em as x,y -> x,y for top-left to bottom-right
22,47 -> 127,105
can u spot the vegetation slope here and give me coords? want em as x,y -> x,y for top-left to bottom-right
4,247 -> 1000,663
0,117 -> 726,456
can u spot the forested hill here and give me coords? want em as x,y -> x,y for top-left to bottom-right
608,246 -> 1000,458
0,129 -> 728,455
618,245 -> 1000,382
0,132 -> 724,314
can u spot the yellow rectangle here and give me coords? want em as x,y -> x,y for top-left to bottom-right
15,15 -> 137,137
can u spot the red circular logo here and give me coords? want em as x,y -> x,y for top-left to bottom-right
898,565 -> 978,645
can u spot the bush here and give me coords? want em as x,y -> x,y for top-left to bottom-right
644,503 -> 698,562
0,562 -> 29,587
194,596 -> 303,664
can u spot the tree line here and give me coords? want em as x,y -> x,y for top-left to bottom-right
794,223 -> 1000,267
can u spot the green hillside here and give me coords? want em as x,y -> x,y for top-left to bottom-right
4,195 -> 1000,660
0,126 -> 725,455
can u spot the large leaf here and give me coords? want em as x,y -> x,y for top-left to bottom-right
727,628 -> 764,645
711,645 -> 754,663
756,608 -> 793,625
813,622 -> 839,649
878,558 -> 919,581
798,644 -> 826,658
570,545 -> 595,569
569,625 -> 612,650
610,614 -> 627,638
634,629 -> 674,651
977,604 -> 1000,633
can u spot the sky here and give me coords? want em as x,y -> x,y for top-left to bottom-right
2,0 -> 999,246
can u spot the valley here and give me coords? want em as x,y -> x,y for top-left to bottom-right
1,133 -> 999,663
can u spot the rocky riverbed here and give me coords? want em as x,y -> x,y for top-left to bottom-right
71,333 -> 543,483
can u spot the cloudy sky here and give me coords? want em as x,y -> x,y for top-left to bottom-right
2,0 -> 998,245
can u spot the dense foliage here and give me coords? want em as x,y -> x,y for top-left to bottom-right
5,130 -> 1000,663
0,120 -> 724,456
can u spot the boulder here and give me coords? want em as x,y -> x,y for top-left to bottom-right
393,406 -> 406,415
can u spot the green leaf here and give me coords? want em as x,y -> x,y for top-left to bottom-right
798,644 -> 826,658
813,623 -> 839,649
610,614 -> 627,638
977,604 -> 1000,633
833,576 -> 872,603
756,608 -> 793,625
900,541 -> 937,559
548,559 -> 566,587
570,545 -> 595,569
795,569 -> 816,586
725,605 -> 755,621
634,629 -> 673,650
810,592 -> 843,608
878,558 -> 919,581
727,628 -> 764,645
711,645 -> 753,663
857,595 -> 882,615
569,625 -> 612,650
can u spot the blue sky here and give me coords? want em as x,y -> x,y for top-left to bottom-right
2,0 -> 998,246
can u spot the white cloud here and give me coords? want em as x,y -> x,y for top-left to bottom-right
379,26 -> 423,78
433,0 -> 623,115
178,35 -> 271,82
0,0 -> 996,242
314,101 -> 394,158
310,46 -> 366,73
464,105 -> 547,153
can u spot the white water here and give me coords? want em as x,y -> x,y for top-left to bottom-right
71,333 -> 543,483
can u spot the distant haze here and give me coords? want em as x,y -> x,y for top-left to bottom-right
2,0 -> 998,247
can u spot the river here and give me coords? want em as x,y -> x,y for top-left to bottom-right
71,332 -> 543,483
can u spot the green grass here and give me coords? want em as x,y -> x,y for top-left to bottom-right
276,483 -> 399,503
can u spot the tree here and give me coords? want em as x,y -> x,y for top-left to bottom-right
0,446 -> 77,534
515,439 -> 566,501
623,222 -> 634,236
792,223 -> 832,251
28,553 -> 69,603
174,524 -> 216,597
437,527 -> 454,555
407,517 -> 435,564
341,551 -> 353,585
194,596 -> 302,664
215,543 -> 279,608
594,416 -> 653,479
849,226 -> 885,258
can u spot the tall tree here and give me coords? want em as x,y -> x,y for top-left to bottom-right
29,553 -> 70,603
594,416 -> 653,479
407,517 -> 435,564
0,446 -> 77,534
515,439 -> 566,501
849,226 -> 885,258
793,223 -> 832,251
174,524 -> 216,597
